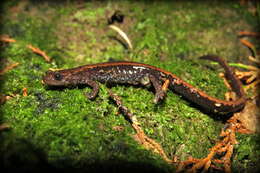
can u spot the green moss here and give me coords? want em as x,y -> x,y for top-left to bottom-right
1,0 -> 259,172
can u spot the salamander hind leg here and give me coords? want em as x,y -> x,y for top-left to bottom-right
84,80 -> 99,100
149,75 -> 168,103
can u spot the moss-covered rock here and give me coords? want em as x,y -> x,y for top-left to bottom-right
1,1 -> 259,172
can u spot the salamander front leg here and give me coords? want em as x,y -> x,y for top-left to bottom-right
84,80 -> 99,100
149,75 -> 169,103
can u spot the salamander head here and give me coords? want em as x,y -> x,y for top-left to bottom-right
43,70 -> 71,86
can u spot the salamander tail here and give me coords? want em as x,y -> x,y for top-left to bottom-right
199,55 -> 245,99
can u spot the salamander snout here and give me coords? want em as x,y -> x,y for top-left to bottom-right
42,71 -> 66,86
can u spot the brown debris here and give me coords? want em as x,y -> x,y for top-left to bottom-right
1,35 -> 52,62
0,93 -> 19,104
109,90 -> 137,124
238,31 -> 260,37
0,94 -> 7,104
108,70 -> 258,172
240,39 -> 255,50
0,62 -> 20,75
175,36 -> 260,171
112,126 -> 124,131
109,90 -> 173,164
0,123 -> 10,131
219,72 -> 232,89
236,34 -> 260,93
232,99 -> 260,134
0,35 -> 16,43
131,123 -> 172,164
0,62 -> 20,104
22,87 -> 28,96
27,44 -> 51,62
176,116 -> 246,173
236,69 -> 259,92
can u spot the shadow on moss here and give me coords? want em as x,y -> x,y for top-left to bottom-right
0,133 -> 172,173
0,0 -> 6,123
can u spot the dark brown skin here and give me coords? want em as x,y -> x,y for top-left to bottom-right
43,55 -> 246,114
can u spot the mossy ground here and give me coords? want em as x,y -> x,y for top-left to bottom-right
0,0 -> 259,172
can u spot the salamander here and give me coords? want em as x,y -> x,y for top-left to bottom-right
43,55 -> 246,114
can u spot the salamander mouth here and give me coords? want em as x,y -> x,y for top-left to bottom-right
42,75 -> 64,86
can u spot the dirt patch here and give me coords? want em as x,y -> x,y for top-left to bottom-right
55,2 -> 137,64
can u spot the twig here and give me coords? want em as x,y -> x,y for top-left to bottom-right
27,44 -> 51,62
240,39 -> 257,56
0,62 -> 19,75
0,35 -> 16,43
238,31 -> 260,37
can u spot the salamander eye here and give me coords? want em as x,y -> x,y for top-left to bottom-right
54,72 -> 62,81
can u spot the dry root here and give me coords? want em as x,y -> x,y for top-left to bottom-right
176,116 -> 248,173
109,90 -> 173,163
